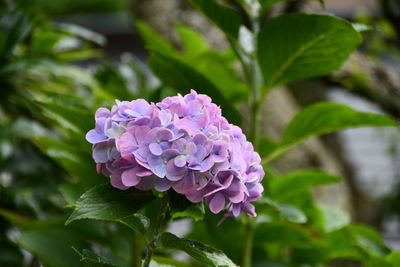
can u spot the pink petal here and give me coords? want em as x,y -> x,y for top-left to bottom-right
149,143 -> 163,156
209,193 -> 226,214
121,169 -> 141,187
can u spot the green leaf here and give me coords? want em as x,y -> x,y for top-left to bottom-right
72,248 -> 117,267
387,251 -> 400,266
259,0 -> 286,9
151,256 -> 192,267
176,24 -> 210,54
258,198 -> 307,223
170,203 -> 205,222
259,0 -> 325,9
317,203 -> 350,232
117,214 -> 150,235
274,203 -> 307,224
66,183 -> 155,225
19,228 -> 86,267
269,171 -> 341,201
57,22 -> 106,46
258,137 -> 279,158
160,232 -> 238,267
348,225 -> 390,257
257,13 -> 361,89
266,102 -> 397,162
35,137 -> 99,190
365,257 -> 393,267
148,52 -> 242,125
35,97 -> 93,131
325,229 -> 363,260
136,21 -> 175,55
182,51 -> 249,103
0,10 -> 31,58
0,208 -> 38,230
169,192 -> 205,222
186,0 -> 242,40
254,223 -> 317,247
291,246 -> 330,264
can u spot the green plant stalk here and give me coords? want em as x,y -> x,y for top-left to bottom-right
242,217 -> 256,267
242,4 -> 262,267
142,197 -> 169,267
132,231 -> 142,267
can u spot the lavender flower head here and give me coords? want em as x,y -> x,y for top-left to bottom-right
86,90 -> 264,217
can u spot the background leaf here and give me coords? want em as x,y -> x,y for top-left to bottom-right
19,228 -> 86,267
160,232 -> 238,267
176,24 -> 210,54
257,198 -> 307,223
168,192 -> 205,222
73,248 -> 117,267
186,0 -> 242,40
387,251 -> 400,266
66,183 -> 155,225
348,225 -> 391,257
266,102 -> 397,161
116,214 -> 150,235
257,13 -> 361,89
269,171 -> 341,201
317,203 -> 350,232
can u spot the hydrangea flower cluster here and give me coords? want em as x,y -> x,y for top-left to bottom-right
86,90 -> 264,217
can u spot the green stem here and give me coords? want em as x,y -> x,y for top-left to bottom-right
243,3 -> 262,267
132,231 -> 142,267
142,197 -> 168,267
242,217 -> 255,267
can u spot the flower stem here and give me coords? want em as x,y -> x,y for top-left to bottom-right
243,3 -> 262,267
132,231 -> 142,267
242,217 -> 255,267
142,196 -> 168,267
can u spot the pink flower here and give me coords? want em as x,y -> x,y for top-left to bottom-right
87,90 -> 264,217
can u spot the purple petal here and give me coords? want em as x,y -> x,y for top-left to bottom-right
172,172 -> 195,194
185,142 -> 197,155
121,168 -> 141,186
203,184 -> 225,197
242,203 -> 256,217
154,178 -> 172,192
133,99 -> 151,116
186,188 -> 206,203
111,170 -> 129,190
174,155 -> 186,167
209,193 -> 226,214
147,155 -> 166,178
226,180 -> 245,203
165,160 -> 186,181
232,204 -> 241,217
136,168 -> 153,177
86,129 -> 106,144
92,142 -> 111,163
131,116 -> 151,126
200,157 -> 215,172
246,172 -> 259,183
156,128 -> 174,141
149,143 -> 163,156
135,176 -> 154,191
192,133 -> 207,145
95,107 -> 111,118
159,110 -> 172,126
162,149 -> 180,160
116,132 -> 137,158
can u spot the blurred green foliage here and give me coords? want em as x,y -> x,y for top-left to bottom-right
0,0 -> 399,267
36,0 -> 128,16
